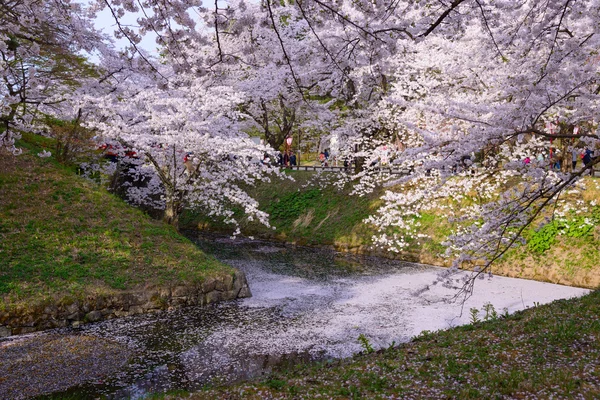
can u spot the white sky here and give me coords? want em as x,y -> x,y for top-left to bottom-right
93,7 -> 158,54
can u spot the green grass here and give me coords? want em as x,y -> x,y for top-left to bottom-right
185,290 -> 600,399
0,136 -> 232,310
181,170 -> 455,256
181,171 -> 384,248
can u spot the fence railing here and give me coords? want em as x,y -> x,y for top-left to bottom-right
286,164 -> 600,177
288,165 -> 410,174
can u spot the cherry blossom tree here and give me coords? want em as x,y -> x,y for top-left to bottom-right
86,1 -> 600,253
0,0 -> 108,154
198,0 -> 340,151
84,66 -> 282,228
5,0 -> 600,291
326,0 -> 600,296
1,0 -> 284,231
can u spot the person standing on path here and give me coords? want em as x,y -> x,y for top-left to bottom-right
583,148 -> 594,175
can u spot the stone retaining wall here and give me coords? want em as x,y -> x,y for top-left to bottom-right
0,270 -> 251,337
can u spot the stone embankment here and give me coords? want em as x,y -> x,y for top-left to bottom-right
0,270 -> 251,337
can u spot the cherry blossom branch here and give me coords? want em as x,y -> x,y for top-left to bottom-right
419,0 -> 467,38
474,0 -> 505,60
452,157 -> 600,302
545,0 -> 572,69
214,0 -> 224,62
309,0 -> 384,42
264,0 -> 304,96
514,129 -> 599,141
101,0 -> 167,81
296,0 -> 348,79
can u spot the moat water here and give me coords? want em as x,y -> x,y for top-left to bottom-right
2,234 -> 589,399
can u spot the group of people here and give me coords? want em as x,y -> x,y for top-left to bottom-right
523,146 -> 596,173
264,148 -> 343,169
572,147 -> 595,171
318,149 -> 330,166
275,151 -> 297,167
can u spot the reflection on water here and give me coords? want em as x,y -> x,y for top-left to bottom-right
192,232 -> 423,280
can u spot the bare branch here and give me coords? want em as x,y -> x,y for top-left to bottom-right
544,0 -> 572,69
475,0 -> 505,60
214,0 -> 224,62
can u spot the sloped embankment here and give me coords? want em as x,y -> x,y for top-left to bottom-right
0,145 -> 249,336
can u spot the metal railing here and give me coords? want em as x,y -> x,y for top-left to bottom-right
287,165 -> 409,174
286,164 -> 600,177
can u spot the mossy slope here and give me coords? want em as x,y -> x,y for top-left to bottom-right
0,139 -> 231,310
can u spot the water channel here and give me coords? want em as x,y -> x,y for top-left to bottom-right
1,233 -> 589,399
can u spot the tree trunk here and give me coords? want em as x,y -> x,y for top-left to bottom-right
297,130 -> 302,166
262,98 -> 296,150
354,144 -> 364,173
354,156 -> 365,174
163,191 -> 184,229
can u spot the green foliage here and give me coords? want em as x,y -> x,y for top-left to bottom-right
358,333 -> 374,354
265,379 -> 287,390
527,222 -> 558,253
413,330 -> 433,342
360,372 -> 389,392
483,302 -> 499,321
266,188 -> 322,221
527,208 -> 600,253
337,385 -> 362,398
469,307 -> 480,324
468,303 -> 499,325
45,116 -> 97,165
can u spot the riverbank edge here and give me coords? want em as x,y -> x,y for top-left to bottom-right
188,289 -> 600,400
306,240 -> 599,289
0,269 -> 251,337
188,227 -> 599,290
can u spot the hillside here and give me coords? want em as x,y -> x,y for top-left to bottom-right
0,135 -> 239,326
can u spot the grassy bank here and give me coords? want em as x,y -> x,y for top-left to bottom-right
0,134 -> 232,311
181,171 -> 600,288
181,171 -> 386,248
184,289 -> 600,399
